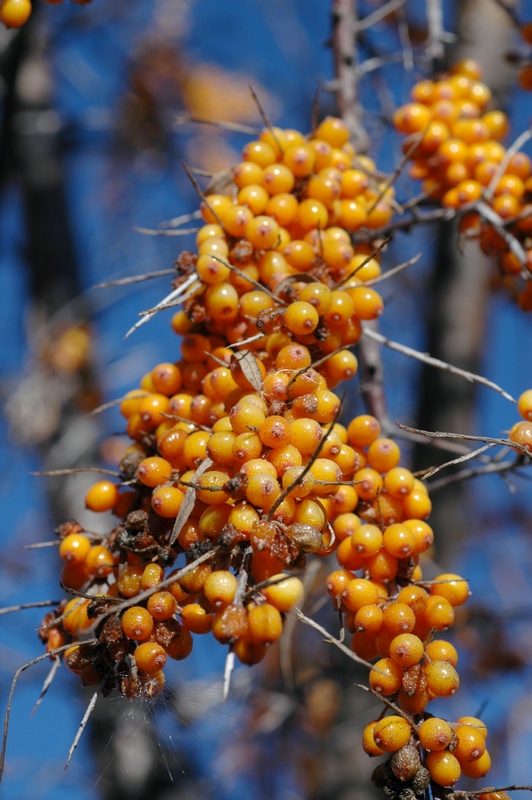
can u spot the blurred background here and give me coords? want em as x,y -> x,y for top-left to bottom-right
1,1 -> 532,798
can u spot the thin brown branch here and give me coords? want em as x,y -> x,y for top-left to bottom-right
476,200 -> 529,275
174,115 -> 258,135
294,608 -> 378,672
332,0 -> 369,152
124,275 -> 198,338
65,690 -> 99,770
365,252 -> 421,286
93,269 -> 175,288
31,467 -> 121,478
362,326 -> 516,403
354,682 -> 417,730
396,423 -> 531,458
133,227 -> 200,237
181,160 -> 226,230
90,392 -> 148,416
356,0 -> 406,30
160,209 -> 202,230
31,657 -> 61,717
0,600 -> 61,616
420,443 -> 496,480
428,457 -> 524,491
335,235 -> 391,288
0,640 -> 98,781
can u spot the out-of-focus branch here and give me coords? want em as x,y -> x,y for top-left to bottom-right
331,0 -> 369,153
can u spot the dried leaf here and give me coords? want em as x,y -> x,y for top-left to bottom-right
231,350 -> 262,391
169,458 -> 213,546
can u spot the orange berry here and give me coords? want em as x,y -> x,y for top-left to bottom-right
85,481 -> 119,513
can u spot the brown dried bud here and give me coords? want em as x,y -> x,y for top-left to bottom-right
391,743 -> 420,782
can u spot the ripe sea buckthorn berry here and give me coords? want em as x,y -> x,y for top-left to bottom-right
85,545 -> 114,578
509,421 -> 532,454
362,721 -> 386,756
147,591 -> 178,621
383,603 -> 416,635
141,563 -> 163,590
418,717 -> 453,751
384,467 -> 414,499
245,215 -> 280,251
117,566 -> 143,598
181,603 -> 213,634
324,290 -> 355,326
336,537 -> 366,570
265,192 -> 299,226
426,751 -> 461,786
259,127 -> 289,157
233,635 -> 268,665
373,716 -> 412,753
205,282 -> 240,321
348,414 -> 381,448
353,604 -> 383,637
401,485 -> 432,519
298,198 -> 329,231
285,301 -> 320,336
247,603 -> 283,645
242,140 -> 277,168
403,518 -> 434,553
120,389 -> 146,419
134,642 -> 167,674
354,468 -> 383,501
165,626 -> 194,660
1,0 -> 32,27
138,456 -> 173,488
326,350 -> 358,383
198,504 -> 231,540
348,287 -> 384,320
122,606 -> 154,640
179,563 -> 212,595
389,633 -> 423,667
151,363 -> 182,396
85,481 -> 119,513
342,578 -> 380,612
393,103 -> 432,134
309,458 -> 342,495
212,603 -> 248,643
282,144 -> 316,177
61,560 -> 90,591
315,116 -> 350,147
237,183 -> 269,215
383,523 -> 416,558
262,574 -> 304,612
425,639 -> 458,667
424,659 -> 459,697
430,573 -> 470,606
233,161 -> 265,188
62,598 -> 91,634
203,570 -> 238,608
367,439 -> 401,473
366,550 -> 398,584
326,568 -> 354,598
351,630 -> 378,661
282,465 -> 315,498
282,239 -> 316,272
196,471 -> 230,505
369,657 -> 403,695
232,431 -> 263,462
423,595 -> 455,630
258,415 -> 290,449
460,749 -> 491,779
59,533 -> 91,564
151,486 -> 184,518
350,523 -> 382,557
454,725 -> 486,763
245,472 -> 281,510
456,716 -> 487,738
206,430 -> 237,465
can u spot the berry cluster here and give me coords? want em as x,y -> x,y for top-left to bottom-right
32,116 -> 509,796
394,59 -> 532,309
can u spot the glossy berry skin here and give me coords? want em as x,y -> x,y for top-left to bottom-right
121,606 -> 154,640
262,574 -> 304,611
369,658 -> 403,695
424,660 -> 460,697
453,725 -> 486,763
372,716 -> 411,752
59,533 -> 91,564
1,0 -> 32,27
389,633 -> 424,667
418,717 -> 453,751
426,751 -> 461,786
85,481 -> 119,512
134,642 -> 167,674
362,721 -> 386,756
85,545 -> 115,578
